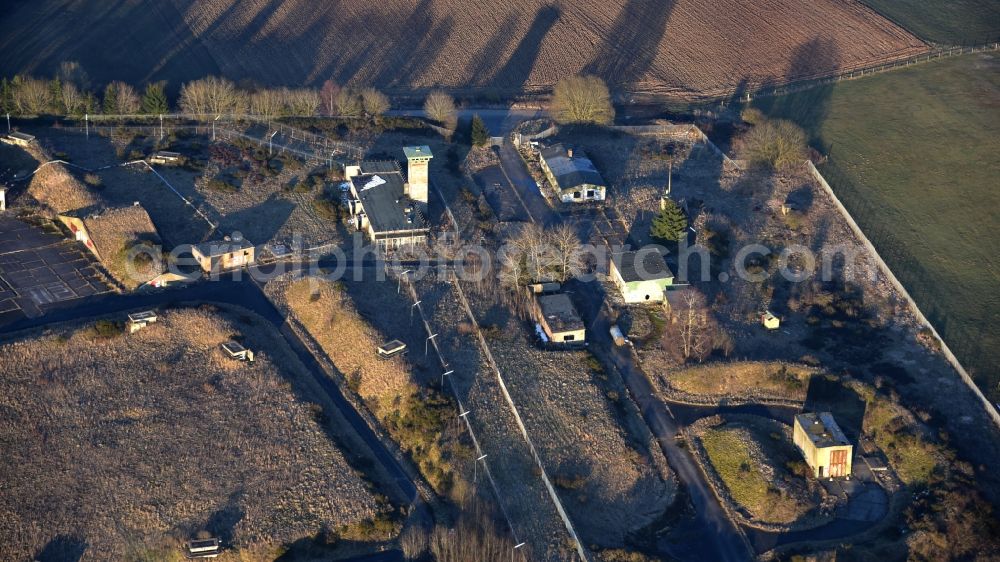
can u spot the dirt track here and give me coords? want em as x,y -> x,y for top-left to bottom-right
1,0 -> 926,98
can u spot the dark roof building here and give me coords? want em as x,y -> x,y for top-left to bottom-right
347,159 -> 430,249
533,292 -> 586,344
612,250 -> 673,282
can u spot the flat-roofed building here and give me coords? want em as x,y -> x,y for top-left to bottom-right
2,131 -> 35,147
192,236 -> 255,273
532,292 -> 585,344
793,412 -> 853,479
346,158 -> 430,250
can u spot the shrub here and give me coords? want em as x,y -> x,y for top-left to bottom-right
89,319 -> 123,339
83,173 -> 103,188
740,118 -> 807,170
311,197 -> 342,221
551,75 -> 615,125
205,177 -> 236,193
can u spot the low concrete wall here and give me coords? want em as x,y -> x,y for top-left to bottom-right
806,161 -> 1000,429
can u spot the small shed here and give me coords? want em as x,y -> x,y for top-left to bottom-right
762,311 -> 780,330
184,537 -> 222,559
377,339 -> 407,358
192,236 -> 255,273
221,341 -> 253,362
150,151 -> 181,165
127,310 -> 158,333
2,131 -> 35,147
793,412 -> 853,479
532,292 -> 585,344
0,186 -> 6,211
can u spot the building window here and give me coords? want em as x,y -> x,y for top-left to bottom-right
587,189 -> 595,198
564,334 -> 575,341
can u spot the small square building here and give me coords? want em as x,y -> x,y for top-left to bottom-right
192,236 -> 255,272
532,292 -> 585,344
610,249 -> 674,303
793,412 -> 853,479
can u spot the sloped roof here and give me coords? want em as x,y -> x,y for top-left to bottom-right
351,169 -> 426,234
539,144 -> 605,191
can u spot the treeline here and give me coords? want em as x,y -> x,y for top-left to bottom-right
0,61 -> 393,119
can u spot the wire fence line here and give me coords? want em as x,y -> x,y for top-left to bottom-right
392,268 -> 525,554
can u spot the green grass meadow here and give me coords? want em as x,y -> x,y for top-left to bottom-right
755,52 -> 1000,400
861,0 -> 1000,44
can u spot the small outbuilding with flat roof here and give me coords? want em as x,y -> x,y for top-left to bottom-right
610,249 -> 674,303
192,236 -> 255,273
532,292 -> 585,344
2,131 -> 35,147
793,412 -> 853,479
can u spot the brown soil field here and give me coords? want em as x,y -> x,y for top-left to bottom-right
0,308 -> 387,561
0,0 -> 926,98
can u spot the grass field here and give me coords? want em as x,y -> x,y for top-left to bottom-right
861,0 -> 1000,44
755,52 -> 1000,402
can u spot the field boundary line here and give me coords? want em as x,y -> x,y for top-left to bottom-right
451,276 -> 589,562
806,161 -> 1000,429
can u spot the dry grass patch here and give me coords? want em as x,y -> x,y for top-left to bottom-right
698,423 -> 813,525
283,276 -> 469,496
24,144 -> 99,214
663,361 -> 817,401
0,308 -> 383,561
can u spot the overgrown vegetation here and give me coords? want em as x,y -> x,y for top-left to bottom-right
551,75 -> 615,125
738,115 -> 807,170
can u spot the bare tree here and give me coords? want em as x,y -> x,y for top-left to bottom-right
284,88 -> 320,116
60,82 -> 83,116
360,87 -> 390,117
249,89 -> 284,118
429,501 -> 517,562
546,223 -> 584,282
12,77 -> 51,115
108,81 -> 140,114
739,118 -> 807,170
178,76 -> 246,116
319,79 -> 340,116
334,88 -> 362,117
667,288 -> 716,363
551,75 -> 615,125
424,90 -> 457,132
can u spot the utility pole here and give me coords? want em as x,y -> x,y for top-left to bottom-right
473,452 -> 486,483
159,114 -> 164,141
5,113 -> 9,133
268,130 -> 278,157
213,114 -> 221,141
440,369 -> 453,388
425,333 -> 438,356
85,113 -> 89,139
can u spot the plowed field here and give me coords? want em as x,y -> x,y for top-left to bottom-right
0,0 -> 927,98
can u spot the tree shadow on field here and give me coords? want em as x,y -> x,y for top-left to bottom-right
754,37 -> 841,149
205,490 -> 246,545
465,15 -> 520,87
35,535 -> 88,562
583,0 -> 675,87
491,6 -> 562,91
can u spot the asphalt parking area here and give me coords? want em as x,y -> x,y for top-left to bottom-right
0,216 -> 111,321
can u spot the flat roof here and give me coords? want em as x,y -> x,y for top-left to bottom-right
537,293 -> 584,333
9,131 -> 35,141
403,146 -> 433,160
351,170 -> 427,234
539,144 -> 605,190
796,412 -> 851,449
613,249 -> 673,282
194,238 -> 254,257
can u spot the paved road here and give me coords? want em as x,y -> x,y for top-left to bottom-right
0,277 -> 420,508
575,287 -> 752,562
496,140 -> 561,226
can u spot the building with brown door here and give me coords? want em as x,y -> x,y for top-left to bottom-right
793,412 -> 853,479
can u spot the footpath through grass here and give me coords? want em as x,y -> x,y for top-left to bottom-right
755,52 -> 1000,401
860,0 -> 1000,44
